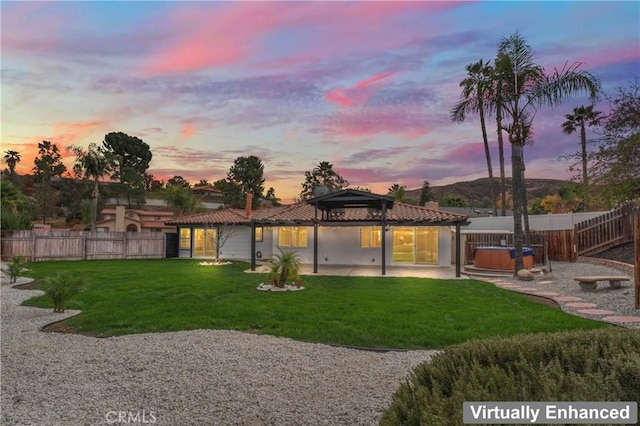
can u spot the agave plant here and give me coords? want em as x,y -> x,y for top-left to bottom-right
270,249 -> 301,287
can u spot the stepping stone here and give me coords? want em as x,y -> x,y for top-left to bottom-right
538,281 -> 554,284
508,286 -> 532,290
578,309 -> 615,315
555,296 -> 584,302
532,291 -> 559,297
565,302 -> 598,309
601,316 -> 640,323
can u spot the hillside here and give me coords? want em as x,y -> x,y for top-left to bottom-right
405,178 -> 576,206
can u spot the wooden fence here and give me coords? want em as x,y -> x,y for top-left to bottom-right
465,229 -> 577,266
0,231 -> 166,262
464,201 -> 639,266
575,202 -> 638,257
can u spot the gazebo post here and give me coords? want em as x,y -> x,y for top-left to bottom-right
455,222 -> 461,278
381,203 -> 387,276
250,221 -> 256,271
313,205 -> 318,273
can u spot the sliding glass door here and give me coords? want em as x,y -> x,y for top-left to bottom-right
193,228 -> 217,257
392,227 -> 438,265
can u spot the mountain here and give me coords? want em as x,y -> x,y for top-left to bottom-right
405,178 -> 576,206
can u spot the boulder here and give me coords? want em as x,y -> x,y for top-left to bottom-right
516,269 -> 535,281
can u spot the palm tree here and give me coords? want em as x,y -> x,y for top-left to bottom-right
451,59 -> 497,215
68,143 -> 108,231
490,61 -> 510,216
3,150 -> 21,175
561,104 -> 602,211
494,31 -> 600,273
387,184 -> 406,202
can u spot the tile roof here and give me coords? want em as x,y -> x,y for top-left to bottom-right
167,202 -> 469,225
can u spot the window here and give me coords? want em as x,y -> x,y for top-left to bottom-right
278,227 -> 307,247
360,227 -> 382,248
179,228 -> 191,250
255,226 -> 263,242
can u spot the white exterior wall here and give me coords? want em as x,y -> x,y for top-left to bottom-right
464,211 -> 608,232
255,226 -> 274,261
270,225 -> 452,267
218,227 -> 251,260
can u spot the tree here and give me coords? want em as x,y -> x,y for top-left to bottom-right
144,173 -> 164,191
420,180 -> 434,206
1,180 -> 33,230
300,161 -> 349,199
102,132 -> 152,206
451,59 -> 497,215
494,31 -> 600,273
588,81 -> 639,205
562,104 -> 602,210
227,155 -> 265,209
440,194 -> 468,207
3,150 -> 21,175
167,175 -> 191,189
264,187 -> 281,206
32,141 -> 67,224
161,185 -> 200,217
387,184 -> 406,202
194,179 -> 210,187
68,143 -> 108,231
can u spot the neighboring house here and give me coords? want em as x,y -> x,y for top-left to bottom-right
97,206 -> 176,233
166,189 -> 470,276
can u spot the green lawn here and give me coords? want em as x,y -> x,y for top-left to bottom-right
21,259 -> 609,349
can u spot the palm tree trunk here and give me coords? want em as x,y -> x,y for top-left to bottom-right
496,95 -> 507,216
521,167 -> 530,245
91,179 -> 99,232
479,109 -> 497,215
580,122 -> 588,212
511,142 -> 525,274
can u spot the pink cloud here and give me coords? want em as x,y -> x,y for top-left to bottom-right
1,3 -> 81,56
181,122 -> 197,141
52,121 -> 106,147
319,107 -> 430,139
143,2 -> 293,75
142,2 -> 468,76
325,72 -> 396,108
578,46 -> 639,70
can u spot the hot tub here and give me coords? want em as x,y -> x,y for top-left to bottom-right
473,246 -> 534,271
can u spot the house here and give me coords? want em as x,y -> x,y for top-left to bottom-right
97,206 -> 176,233
166,189 -> 470,276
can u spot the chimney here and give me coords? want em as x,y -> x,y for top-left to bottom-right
115,205 -> 126,232
424,201 -> 439,210
245,191 -> 253,218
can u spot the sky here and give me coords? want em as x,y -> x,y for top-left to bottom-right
1,1 -> 639,202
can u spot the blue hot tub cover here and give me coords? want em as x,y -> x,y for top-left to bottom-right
474,246 -> 535,259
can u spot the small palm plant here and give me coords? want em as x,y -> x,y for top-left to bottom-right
270,249 -> 301,288
2,256 -> 28,284
43,271 -> 84,313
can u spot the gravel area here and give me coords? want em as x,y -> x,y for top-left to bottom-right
1,259 -> 637,425
481,260 -> 639,326
1,276 -> 437,426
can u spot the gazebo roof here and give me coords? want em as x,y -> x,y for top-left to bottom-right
306,188 -> 394,211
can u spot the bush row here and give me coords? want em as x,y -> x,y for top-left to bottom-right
381,329 -> 640,425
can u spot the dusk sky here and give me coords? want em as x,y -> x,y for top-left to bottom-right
1,1 -> 638,202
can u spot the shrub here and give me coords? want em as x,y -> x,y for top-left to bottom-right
380,329 -> 640,425
43,271 -> 84,313
270,249 -> 301,287
2,256 -> 29,284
